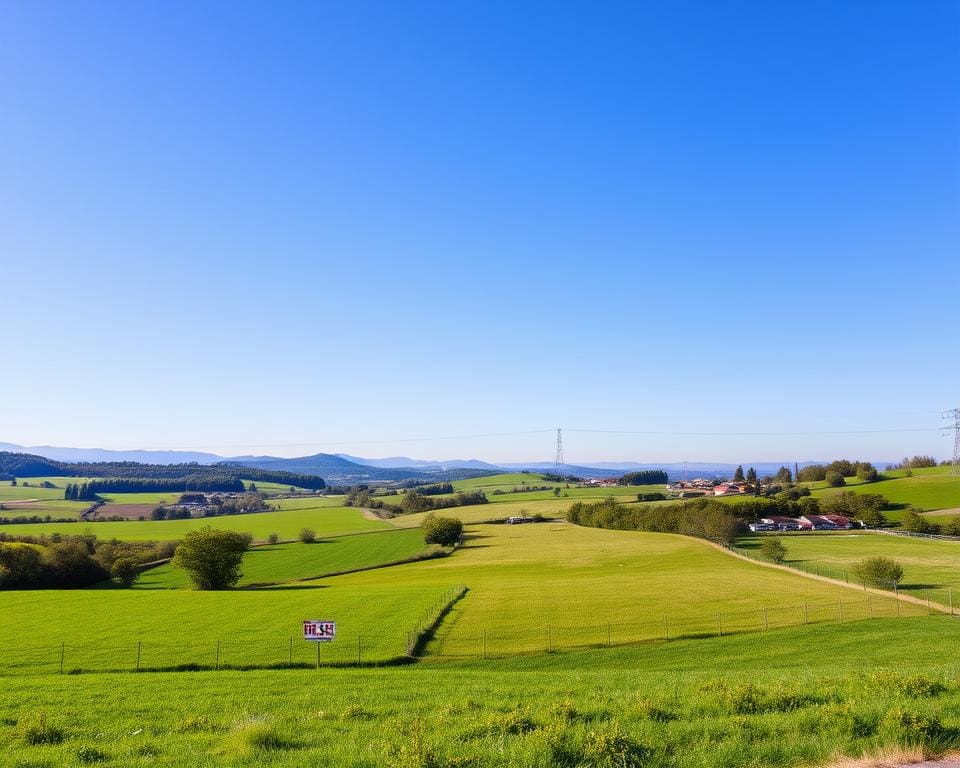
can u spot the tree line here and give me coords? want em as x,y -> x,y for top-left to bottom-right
618,470 -> 668,486
0,451 -> 326,489
0,532 -> 177,589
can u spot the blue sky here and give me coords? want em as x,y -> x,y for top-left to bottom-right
2,1 -> 958,464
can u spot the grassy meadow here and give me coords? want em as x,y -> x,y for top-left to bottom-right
136,528 -> 430,588
738,531 -> 960,603
297,523 -> 915,658
2,618 -> 959,767
808,466 -> 960,512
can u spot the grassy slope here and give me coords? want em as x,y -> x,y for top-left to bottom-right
2,618 -> 958,768
306,523 -> 910,657
0,504 -> 387,542
135,528 -> 428,588
738,531 -> 960,599
808,466 -> 960,513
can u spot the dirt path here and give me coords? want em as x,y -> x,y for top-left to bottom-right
706,540 -> 952,615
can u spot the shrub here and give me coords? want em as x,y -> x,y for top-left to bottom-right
171,528 -> 250,590
267,533 -> 280,545
422,514 -> 463,547
881,707 -> 945,741
299,528 -> 317,544
851,556 -> 904,588
901,509 -> 940,534
110,557 -> 140,587
759,537 -> 786,564
824,471 -> 846,488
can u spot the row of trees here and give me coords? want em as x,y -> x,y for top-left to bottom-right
796,460 -> 878,484
346,486 -> 489,515
0,451 -> 327,490
64,483 -> 99,501
618,470 -> 668,486
0,532 -> 177,588
567,497 -> 741,545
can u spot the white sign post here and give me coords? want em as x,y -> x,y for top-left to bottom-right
303,620 -> 336,668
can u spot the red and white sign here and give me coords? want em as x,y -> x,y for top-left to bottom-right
303,620 -> 336,642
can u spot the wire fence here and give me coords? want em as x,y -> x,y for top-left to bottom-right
0,585 -> 467,677
429,592 -> 946,660
730,543 -> 960,615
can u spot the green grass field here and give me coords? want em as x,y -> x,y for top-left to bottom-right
808,466 -> 960,512
738,531 -> 960,603
135,528 -> 429,588
297,523 -> 913,658
0,579 -> 454,673
0,504 -> 388,542
2,618 -> 958,768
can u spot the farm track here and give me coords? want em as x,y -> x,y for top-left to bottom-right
711,540 -> 953,615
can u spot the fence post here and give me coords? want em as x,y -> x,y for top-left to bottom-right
482,630 -> 487,660
927,591 -> 931,615
607,623 -> 611,648
717,612 -> 722,637
838,599 -> 843,622
868,596 -> 873,619
289,637 -> 293,665
951,588 -> 954,616
547,626 -> 553,652
764,608 -> 769,632
357,635 -> 361,664
59,643 -> 65,674
215,640 -> 220,671
663,616 -> 668,640
803,603 -> 809,624
136,641 -> 141,672
316,643 -> 320,669
895,584 -> 901,617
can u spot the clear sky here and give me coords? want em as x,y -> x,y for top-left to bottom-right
2,1 -> 958,464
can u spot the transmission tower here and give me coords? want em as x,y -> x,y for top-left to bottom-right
554,428 -> 564,471
945,408 -> 960,475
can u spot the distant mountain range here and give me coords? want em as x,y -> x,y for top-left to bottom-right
0,441 -> 895,484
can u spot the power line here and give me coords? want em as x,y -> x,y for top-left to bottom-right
944,409 -> 960,475
554,428 -> 564,470
566,427 -> 943,437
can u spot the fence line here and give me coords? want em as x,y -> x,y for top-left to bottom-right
2,583 -> 952,675
430,592 -> 945,660
729,542 -> 957,616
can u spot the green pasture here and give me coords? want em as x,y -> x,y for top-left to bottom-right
0,478 -> 76,502
2,618 -> 959,768
738,531 -> 960,601
0,504 -> 389,542
0,580 -> 452,673
136,528 -> 429,588
808,467 -> 960,512
313,523 -> 910,657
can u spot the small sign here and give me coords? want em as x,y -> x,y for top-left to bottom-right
303,620 -> 336,642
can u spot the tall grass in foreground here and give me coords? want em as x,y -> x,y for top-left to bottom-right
3,619 -> 960,767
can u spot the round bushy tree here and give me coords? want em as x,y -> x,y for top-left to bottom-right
759,537 -> 786,564
172,527 -> 250,590
852,556 -> 904,589
299,528 -> 317,543
422,514 -> 464,547
824,471 -> 846,488
110,557 -> 141,587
